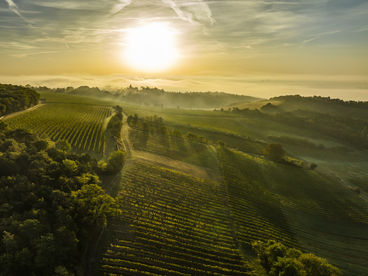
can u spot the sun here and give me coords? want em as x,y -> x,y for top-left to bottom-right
123,23 -> 179,72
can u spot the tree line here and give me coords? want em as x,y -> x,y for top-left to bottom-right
0,84 -> 40,116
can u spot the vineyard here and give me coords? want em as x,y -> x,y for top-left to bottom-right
219,147 -> 368,275
101,161 -> 256,275
98,114 -> 368,275
2,91 -> 366,274
4,103 -> 112,155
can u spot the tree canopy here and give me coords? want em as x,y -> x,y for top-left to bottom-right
0,84 -> 39,116
0,123 -> 120,275
252,240 -> 342,276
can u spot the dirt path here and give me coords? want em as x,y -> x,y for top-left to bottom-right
132,150 -> 212,180
0,103 -> 44,120
121,112 -> 214,181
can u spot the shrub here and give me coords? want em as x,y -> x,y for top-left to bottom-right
264,144 -> 285,162
252,240 -> 342,276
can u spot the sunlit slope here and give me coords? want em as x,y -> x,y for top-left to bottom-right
219,147 -> 368,275
100,144 -> 368,275
4,92 -> 113,156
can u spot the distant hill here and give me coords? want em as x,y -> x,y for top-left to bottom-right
36,85 -> 260,109
226,95 -> 368,150
229,94 -> 368,119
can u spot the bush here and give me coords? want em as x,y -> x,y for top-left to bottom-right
264,144 -> 285,162
107,151 -> 125,173
98,151 -> 126,175
252,240 -> 342,276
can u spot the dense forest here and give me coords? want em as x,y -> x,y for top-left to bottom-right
0,84 -> 40,116
0,121 -> 123,275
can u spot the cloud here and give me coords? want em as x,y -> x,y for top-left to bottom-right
111,0 -> 132,14
353,26 -> 368,33
161,0 -> 215,25
302,30 -> 340,44
4,0 -> 32,25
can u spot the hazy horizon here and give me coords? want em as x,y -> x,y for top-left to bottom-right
1,74 -> 367,101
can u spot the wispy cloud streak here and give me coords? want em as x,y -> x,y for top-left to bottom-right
111,0 -> 132,14
161,0 -> 215,25
4,0 -> 32,25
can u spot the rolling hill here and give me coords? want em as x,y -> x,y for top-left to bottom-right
1,85 -> 367,275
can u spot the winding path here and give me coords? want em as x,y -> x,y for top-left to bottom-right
0,103 -> 44,121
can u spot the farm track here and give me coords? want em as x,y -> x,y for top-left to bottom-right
0,103 -> 44,120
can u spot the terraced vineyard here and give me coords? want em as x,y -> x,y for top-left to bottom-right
101,161 -> 255,275
4,103 -> 112,155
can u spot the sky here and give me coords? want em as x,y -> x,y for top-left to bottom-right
0,0 -> 368,99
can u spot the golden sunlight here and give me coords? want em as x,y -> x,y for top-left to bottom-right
123,23 -> 179,72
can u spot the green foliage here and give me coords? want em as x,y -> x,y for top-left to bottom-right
98,151 -> 125,175
62,159 -> 78,175
105,108 -> 123,155
56,140 -> 72,152
270,257 -> 306,276
0,124 -> 118,275
299,254 -> 342,276
107,151 -> 125,172
252,240 -> 342,276
264,144 -> 285,162
0,84 -> 39,116
72,184 -> 121,228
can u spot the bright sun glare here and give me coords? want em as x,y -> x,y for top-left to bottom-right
123,23 -> 179,72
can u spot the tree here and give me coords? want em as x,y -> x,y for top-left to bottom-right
270,257 -> 306,276
252,240 -> 287,272
56,140 -> 71,152
299,254 -> 342,276
72,184 -> 121,228
252,240 -> 342,276
0,126 -> 108,275
264,143 -> 285,162
106,151 -> 125,173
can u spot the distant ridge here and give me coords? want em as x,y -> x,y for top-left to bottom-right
36,85 -> 260,109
